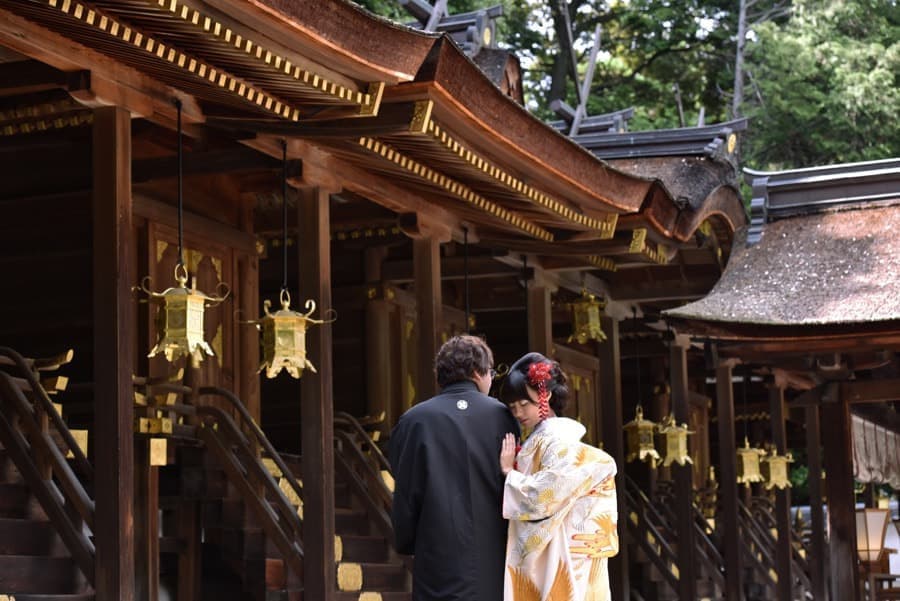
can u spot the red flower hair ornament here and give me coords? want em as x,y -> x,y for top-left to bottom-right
527,361 -> 553,421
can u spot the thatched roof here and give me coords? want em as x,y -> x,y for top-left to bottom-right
666,200 -> 900,326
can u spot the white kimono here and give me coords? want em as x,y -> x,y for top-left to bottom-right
503,417 -> 619,601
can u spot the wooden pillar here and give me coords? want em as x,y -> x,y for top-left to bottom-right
716,360 -> 743,601
597,317 -> 629,601
365,298 -> 393,426
527,285 -> 553,356
92,105 -> 135,601
133,442 -> 158,601
769,381 -> 793,601
237,200 -> 260,419
806,402 -> 828,601
413,237 -> 441,398
364,247 -> 392,429
822,385 -> 859,601
298,186 -> 335,601
670,337 -> 697,601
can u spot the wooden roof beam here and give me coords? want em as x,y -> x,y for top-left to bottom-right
0,59 -> 89,96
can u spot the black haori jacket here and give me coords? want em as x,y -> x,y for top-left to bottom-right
389,380 -> 519,601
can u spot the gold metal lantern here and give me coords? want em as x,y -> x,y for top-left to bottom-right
568,291 -> 607,344
761,448 -> 793,490
141,264 -> 229,367
736,437 -> 766,487
138,99 -> 230,368
623,406 -> 660,467
249,290 -> 333,379
656,413 -> 694,467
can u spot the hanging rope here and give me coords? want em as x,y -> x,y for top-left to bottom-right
742,365 -> 749,442
281,139 -> 289,295
174,99 -> 185,271
522,254 -> 529,330
463,226 -> 470,333
633,307 -> 641,409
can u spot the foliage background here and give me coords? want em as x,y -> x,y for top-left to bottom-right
355,0 -> 900,170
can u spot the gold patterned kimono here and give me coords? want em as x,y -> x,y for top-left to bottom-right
503,417 -> 618,601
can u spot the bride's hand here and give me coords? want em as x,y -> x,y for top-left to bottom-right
500,432 -> 517,476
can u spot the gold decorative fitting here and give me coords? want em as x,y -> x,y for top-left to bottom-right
735,437 -> 766,487
47,0 -> 299,120
418,117 -> 617,237
246,289 -> 335,379
623,406 -> 660,467
139,264 -> 230,367
629,228 -> 669,264
336,563 -> 363,591
761,448 -> 793,490
149,438 -> 168,466
587,256 -> 617,272
727,133 -> 737,154
568,291 -> 607,344
656,413 -> 694,467
358,136 -> 553,241
66,430 -> 88,459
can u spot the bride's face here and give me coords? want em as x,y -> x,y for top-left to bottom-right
506,386 -> 547,430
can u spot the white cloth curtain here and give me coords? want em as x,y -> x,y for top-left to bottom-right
852,415 -> 900,488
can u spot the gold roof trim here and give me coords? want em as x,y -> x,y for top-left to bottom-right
155,0 -> 384,117
1,112 -> 92,137
46,0 -> 300,120
410,108 -> 617,238
358,136 -> 554,241
629,228 -> 670,265
587,256 -> 617,272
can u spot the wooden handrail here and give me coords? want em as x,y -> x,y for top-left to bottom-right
0,347 -> 92,481
623,477 -> 679,592
197,386 -> 304,508
0,372 -> 95,584
334,411 -> 391,474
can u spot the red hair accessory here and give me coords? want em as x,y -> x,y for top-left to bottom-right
527,361 -> 553,421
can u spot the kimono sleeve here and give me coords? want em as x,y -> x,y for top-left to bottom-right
388,418 -> 426,555
503,439 -> 616,521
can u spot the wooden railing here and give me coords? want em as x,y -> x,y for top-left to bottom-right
654,484 -> 726,594
623,476 -> 680,593
333,411 -> 413,572
193,387 -> 305,578
745,496 -> 814,598
0,347 -> 95,585
737,498 -> 779,595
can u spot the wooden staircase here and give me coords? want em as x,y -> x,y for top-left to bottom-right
0,348 -> 94,601
144,384 -> 411,601
623,476 -> 725,601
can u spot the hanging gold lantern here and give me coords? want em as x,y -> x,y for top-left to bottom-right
568,291 -> 607,344
656,412 -> 694,467
623,406 -> 660,467
141,264 -> 229,367
248,290 -> 334,379
736,436 -> 766,487
761,448 -> 793,490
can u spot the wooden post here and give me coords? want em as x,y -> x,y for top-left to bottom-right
806,403 -> 828,601
822,386 -> 859,601
365,298 -> 393,428
237,200 -> 260,420
92,105 -> 135,601
527,285 -> 553,357
413,236 -> 441,399
298,186 -> 335,601
670,336 -> 697,601
133,441 -> 158,601
769,380 -> 793,601
597,316 -> 629,601
716,360 -> 743,601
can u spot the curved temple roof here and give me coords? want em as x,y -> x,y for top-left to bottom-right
0,0 -> 745,271
666,159 -> 900,342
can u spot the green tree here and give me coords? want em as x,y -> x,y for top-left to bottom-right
741,0 -> 900,168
